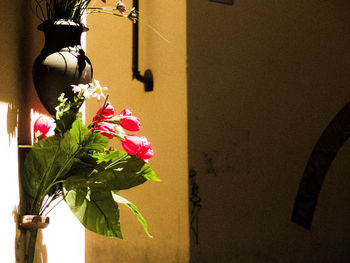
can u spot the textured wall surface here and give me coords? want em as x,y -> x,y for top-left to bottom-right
188,0 -> 350,262
0,0 -> 34,261
85,0 -> 189,262
0,2 -> 21,261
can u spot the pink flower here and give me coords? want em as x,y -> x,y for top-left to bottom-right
118,109 -> 141,131
92,102 -> 115,123
91,121 -> 116,139
121,135 -> 154,163
34,116 -> 53,142
119,109 -> 132,116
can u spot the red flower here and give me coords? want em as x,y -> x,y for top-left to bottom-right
34,116 -> 53,142
92,102 -> 115,123
91,121 -> 116,139
118,109 -> 141,132
119,109 -> 132,116
121,135 -> 154,163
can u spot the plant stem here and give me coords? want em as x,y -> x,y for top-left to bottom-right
44,197 -> 64,216
104,154 -> 128,169
91,95 -> 110,132
27,229 -> 38,263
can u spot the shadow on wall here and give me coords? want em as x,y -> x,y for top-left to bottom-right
2,0 -> 50,145
16,0 -> 48,145
8,0 -> 49,262
16,0 -> 34,145
292,101 -> 350,229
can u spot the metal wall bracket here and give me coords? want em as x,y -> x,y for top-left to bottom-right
132,0 -> 153,92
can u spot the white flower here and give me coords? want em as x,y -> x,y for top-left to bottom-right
89,79 -> 108,101
71,84 -> 92,98
115,124 -> 126,137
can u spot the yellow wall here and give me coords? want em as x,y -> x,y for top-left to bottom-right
85,0 -> 189,262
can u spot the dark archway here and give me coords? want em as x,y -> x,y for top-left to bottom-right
292,102 -> 350,229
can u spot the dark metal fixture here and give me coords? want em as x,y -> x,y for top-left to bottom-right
132,0 -> 153,92
210,0 -> 234,5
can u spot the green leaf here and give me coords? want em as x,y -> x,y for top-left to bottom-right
67,117 -> 109,152
22,134 -> 74,199
63,176 -> 123,238
21,117 -> 108,213
92,150 -> 160,182
90,151 -> 160,191
92,150 -> 128,165
112,192 -> 152,238
82,132 -> 109,152
55,95 -> 84,134
66,158 -> 98,179
68,116 -> 87,147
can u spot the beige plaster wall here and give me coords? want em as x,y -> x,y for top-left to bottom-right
0,0 -> 39,261
85,0 -> 189,262
188,0 -> 350,262
0,0 -> 22,261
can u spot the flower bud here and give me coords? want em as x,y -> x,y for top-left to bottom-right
121,135 -> 154,162
34,116 -> 54,142
92,102 -> 115,122
91,121 -> 116,139
118,109 -> 141,131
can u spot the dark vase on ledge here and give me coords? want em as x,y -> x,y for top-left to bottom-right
32,20 -> 93,116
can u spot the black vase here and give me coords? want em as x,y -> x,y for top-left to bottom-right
33,20 -> 93,116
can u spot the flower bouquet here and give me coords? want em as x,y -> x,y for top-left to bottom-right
21,80 -> 159,263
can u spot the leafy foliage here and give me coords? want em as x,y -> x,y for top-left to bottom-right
22,100 -> 158,238
112,193 -> 152,238
63,176 -> 123,238
34,0 -> 93,23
